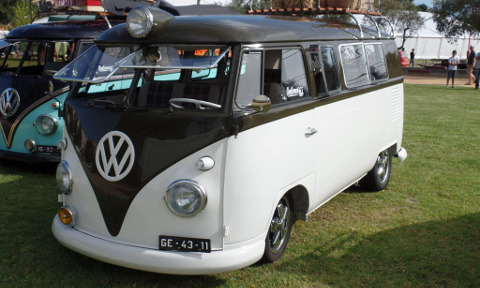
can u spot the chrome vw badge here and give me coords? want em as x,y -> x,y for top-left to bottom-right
95,131 -> 135,182
0,88 -> 20,117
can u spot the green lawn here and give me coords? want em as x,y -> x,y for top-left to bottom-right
1,84 -> 479,287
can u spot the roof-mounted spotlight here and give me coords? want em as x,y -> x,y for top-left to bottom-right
127,6 -> 175,39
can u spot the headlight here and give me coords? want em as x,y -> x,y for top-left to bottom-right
126,6 -> 174,39
127,6 -> 153,38
56,160 -> 73,195
165,180 -> 207,217
34,114 -> 57,135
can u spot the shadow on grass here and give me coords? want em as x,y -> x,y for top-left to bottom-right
280,213 -> 480,287
0,158 -> 57,175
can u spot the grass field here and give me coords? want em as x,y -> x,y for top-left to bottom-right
1,84 -> 479,287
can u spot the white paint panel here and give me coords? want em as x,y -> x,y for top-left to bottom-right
223,110 -> 316,244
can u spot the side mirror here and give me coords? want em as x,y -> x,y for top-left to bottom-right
48,80 -> 54,95
251,95 -> 271,113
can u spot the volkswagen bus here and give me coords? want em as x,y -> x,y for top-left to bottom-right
52,6 -> 407,274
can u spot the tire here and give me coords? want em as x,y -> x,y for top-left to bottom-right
262,195 -> 293,263
360,148 -> 392,191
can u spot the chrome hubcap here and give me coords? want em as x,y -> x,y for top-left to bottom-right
269,198 -> 290,253
376,149 -> 390,183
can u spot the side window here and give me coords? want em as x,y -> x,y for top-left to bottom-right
308,45 -> 340,96
340,44 -> 369,88
321,46 -> 340,92
235,51 -> 262,109
308,45 -> 327,95
264,48 -> 309,104
365,44 -> 388,81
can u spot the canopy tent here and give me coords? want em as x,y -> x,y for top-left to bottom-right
397,12 -> 480,60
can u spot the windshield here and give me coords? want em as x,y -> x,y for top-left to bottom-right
0,40 -> 76,76
63,45 -> 232,111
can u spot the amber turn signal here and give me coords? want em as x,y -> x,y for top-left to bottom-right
58,206 -> 75,226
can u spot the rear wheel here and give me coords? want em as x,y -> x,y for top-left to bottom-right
262,195 -> 293,263
360,148 -> 392,191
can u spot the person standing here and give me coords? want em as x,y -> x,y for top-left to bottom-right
475,50 -> 480,89
466,46 -> 476,85
446,50 -> 459,88
410,49 -> 415,67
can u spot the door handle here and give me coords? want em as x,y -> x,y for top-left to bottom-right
305,127 -> 318,136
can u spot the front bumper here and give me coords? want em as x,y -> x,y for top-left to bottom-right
0,148 -> 60,163
52,216 -> 265,275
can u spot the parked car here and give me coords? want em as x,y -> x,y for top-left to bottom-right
399,49 -> 409,67
0,13 -> 123,162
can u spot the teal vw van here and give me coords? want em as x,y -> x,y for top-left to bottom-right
0,13 -> 123,162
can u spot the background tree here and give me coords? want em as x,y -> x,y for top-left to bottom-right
431,0 -> 480,40
379,0 -> 424,50
11,0 -> 38,28
0,0 -> 16,25
417,3 -> 428,12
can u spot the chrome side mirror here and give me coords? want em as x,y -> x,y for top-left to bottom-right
252,95 -> 271,113
46,80 -> 54,96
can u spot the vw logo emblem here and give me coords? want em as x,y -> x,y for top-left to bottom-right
0,88 -> 20,117
95,131 -> 135,182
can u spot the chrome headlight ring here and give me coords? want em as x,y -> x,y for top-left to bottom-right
127,6 -> 154,38
165,180 -> 207,217
126,6 -> 175,39
56,160 -> 73,195
34,114 -> 58,136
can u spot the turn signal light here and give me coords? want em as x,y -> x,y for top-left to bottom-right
58,206 -> 75,226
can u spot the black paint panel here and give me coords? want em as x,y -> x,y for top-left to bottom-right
64,99 -> 231,236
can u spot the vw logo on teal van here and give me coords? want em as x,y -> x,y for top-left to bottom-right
0,88 -> 20,117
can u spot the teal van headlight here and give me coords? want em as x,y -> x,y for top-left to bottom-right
34,114 -> 57,135
165,180 -> 207,217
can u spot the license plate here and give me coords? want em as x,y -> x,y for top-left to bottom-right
37,145 -> 61,153
159,236 -> 211,253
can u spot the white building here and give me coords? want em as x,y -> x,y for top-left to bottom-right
397,12 -> 480,60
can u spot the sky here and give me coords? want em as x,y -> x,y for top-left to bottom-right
176,0 -> 434,6
413,0 -> 433,7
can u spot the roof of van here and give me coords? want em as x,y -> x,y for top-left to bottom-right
6,18 -> 124,41
96,15 -> 385,45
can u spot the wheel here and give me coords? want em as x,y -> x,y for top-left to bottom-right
262,195 -> 293,263
169,98 -> 221,109
360,147 -> 392,191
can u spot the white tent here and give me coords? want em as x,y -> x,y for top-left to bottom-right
396,12 -> 480,60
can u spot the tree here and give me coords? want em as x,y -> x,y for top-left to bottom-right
11,1 -> 37,28
431,0 -> 480,40
0,0 -> 16,25
379,0 -> 424,50
417,4 -> 428,12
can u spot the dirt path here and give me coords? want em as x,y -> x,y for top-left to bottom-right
403,74 -> 474,86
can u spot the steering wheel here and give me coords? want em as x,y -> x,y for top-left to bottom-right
169,98 -> 221,109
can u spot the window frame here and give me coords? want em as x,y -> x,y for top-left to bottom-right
307,44 -> 341,98
364,43 -> 389,83
234,46 -> 312,111
339,42 -> 389,89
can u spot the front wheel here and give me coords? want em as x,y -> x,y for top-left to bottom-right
262,195 -> 293,263
360,148 -> 392,191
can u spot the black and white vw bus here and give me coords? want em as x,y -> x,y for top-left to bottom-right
52,6 -> 407,274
